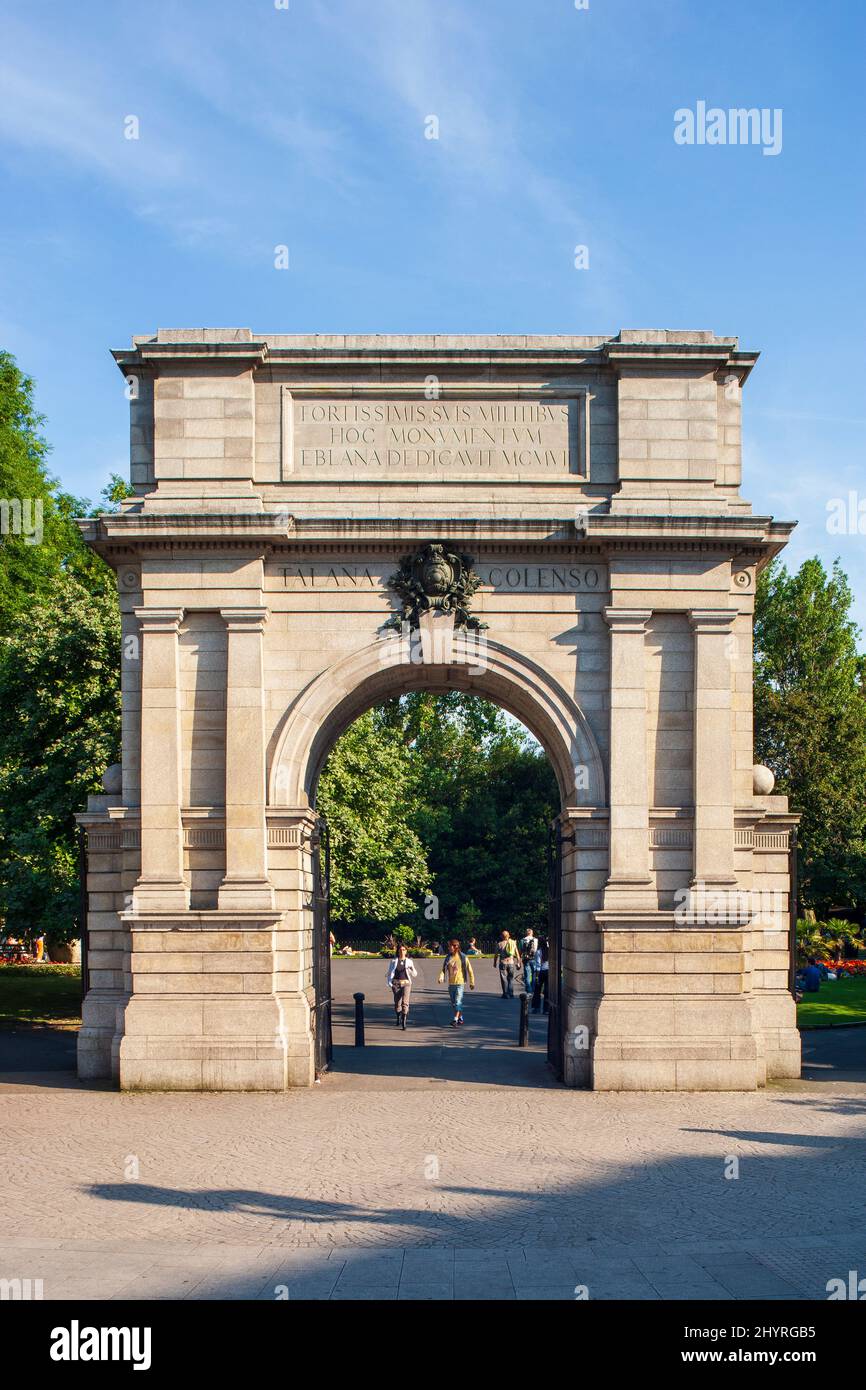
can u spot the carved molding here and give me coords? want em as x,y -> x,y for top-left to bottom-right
735,828 -> 791,850
573,828 -> 608,849
184,827 -> 225,850
650,827 -> 693,848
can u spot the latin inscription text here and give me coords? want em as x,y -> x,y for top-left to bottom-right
292,400 -> 573,473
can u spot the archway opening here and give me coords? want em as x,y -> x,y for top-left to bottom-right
313,690 -> 564,1086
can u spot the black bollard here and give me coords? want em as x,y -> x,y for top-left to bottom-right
353,991 -> 365,1047
518,992 -> 529,1047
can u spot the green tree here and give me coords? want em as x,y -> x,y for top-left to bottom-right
396,693 -> 558,936
317,709 -> 430,924
754,556 -> 866,916
0,350 -> 127,941
319,692 -> 558,939
456,899 -> 482,936
0,574 -> 121,940
0,350 -> 112,632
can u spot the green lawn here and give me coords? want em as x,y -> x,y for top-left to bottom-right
0,964 -> 81,1028
798,975 -> 866,1029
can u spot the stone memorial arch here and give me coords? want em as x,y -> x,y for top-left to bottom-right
77,329 -> 800,1092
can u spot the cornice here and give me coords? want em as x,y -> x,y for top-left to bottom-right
78,511 -> 795,564
112,331 -> 755,378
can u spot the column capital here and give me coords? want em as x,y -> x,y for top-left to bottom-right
688,608 -> 737,633
134,606 -> 184,633
220,606 -> 269,633
603,607 -> 652,631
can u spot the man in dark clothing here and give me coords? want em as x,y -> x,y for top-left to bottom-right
803,958 -> 822,993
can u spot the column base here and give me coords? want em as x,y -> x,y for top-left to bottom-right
591,995 -> 764,1091
592,1036 -> 763,1091
763,1029 -> 802,1079
117,995 -> 314,1091
132,880 -> 189,913
561,992 -> 598,1088
752,992 -> 802,1079
78,991 -> 128,1080
601,876 -> 655,912
217,878 -> 276,911
681,879 -> 751,926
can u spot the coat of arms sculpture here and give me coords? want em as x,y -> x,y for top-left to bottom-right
384,543 -> 488,631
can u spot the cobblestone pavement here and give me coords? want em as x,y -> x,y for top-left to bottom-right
1,962 -> 865,1301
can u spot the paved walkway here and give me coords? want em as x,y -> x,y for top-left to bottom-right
329,956 -> 555,1088
1,960 -> 865,1300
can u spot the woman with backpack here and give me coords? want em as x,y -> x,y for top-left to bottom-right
494,930 -> 521,999
438,938 -> 475,1027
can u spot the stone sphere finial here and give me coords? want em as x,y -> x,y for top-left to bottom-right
102,763 -> 122,795
753,764 -> 775,795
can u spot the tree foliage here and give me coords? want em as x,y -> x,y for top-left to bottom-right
0,350 -> 123,940
754,556 -> 866,915
316,709 -> 430,922
318,692 -> 559,938
0,575 -> 121,938
0,351 -> 112,632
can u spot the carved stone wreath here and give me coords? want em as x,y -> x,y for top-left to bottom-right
384,543 -> 487,631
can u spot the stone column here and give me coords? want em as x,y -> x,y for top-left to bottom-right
132,607 -> 188,912
689,608 -> 738,894
218,608 -> 275,911
602,608 -> 653,909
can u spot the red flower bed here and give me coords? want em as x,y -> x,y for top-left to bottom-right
817,959 -> 866,975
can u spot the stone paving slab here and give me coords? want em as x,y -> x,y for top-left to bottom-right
1,971 -> 865,1300
1,1233 -> 863,1300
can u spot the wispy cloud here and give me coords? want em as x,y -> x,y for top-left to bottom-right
0,9 -> 348,254
0,21 -> 188,188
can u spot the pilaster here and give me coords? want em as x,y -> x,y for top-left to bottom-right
132,608 -> 188,913
602,608 -> 654,910
218,608 -> 275,911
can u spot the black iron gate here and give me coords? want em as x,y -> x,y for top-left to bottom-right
77,824 -> 90,1007
546,821 -> 564,1079
312,817 -> 333,1075
788,823 -> 799,998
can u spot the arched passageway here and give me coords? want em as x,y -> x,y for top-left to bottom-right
268,635 -> 607,1086
310,688 -> 564,1085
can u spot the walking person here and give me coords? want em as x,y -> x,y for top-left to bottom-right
387,943 -> 417,1029
532,937 -> 550,1014
438,938 -> 475,1027
494,930 -> 521,999
518,928 -> 538,997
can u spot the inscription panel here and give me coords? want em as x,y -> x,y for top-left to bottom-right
267,561 -> 606,592
285,397 -> 583,478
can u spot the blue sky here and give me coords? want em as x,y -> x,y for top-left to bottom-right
1,0 -> 864,629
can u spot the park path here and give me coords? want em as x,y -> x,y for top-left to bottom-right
328,957 -> 558,1089
1,965 -> 866,1299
